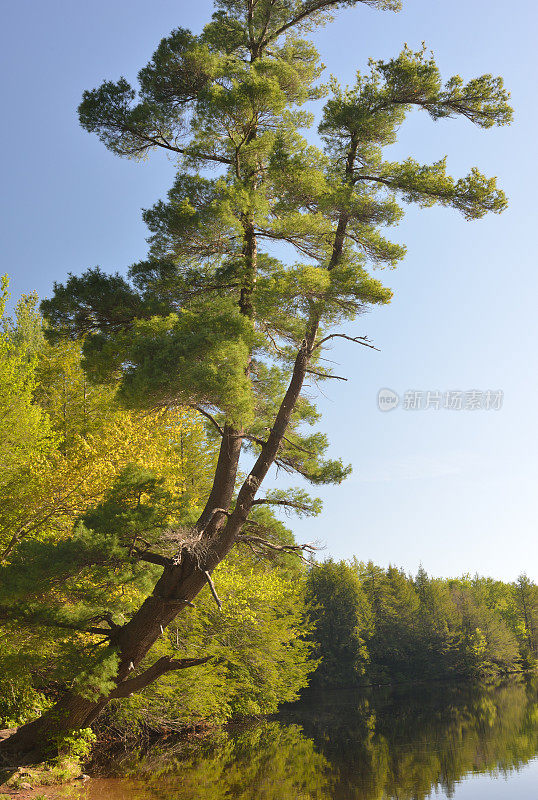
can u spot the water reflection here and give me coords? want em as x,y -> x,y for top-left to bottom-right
56,677 -> 538,800
280,678 -> 538,798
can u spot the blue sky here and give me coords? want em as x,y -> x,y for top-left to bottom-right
2,0 -> 537,581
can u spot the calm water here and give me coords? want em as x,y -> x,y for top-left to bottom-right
44,678 -> 538,799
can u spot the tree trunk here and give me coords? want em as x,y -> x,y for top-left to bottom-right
0,429 -> 243,759
0,130 -> 359,762
0,554 -> 218,758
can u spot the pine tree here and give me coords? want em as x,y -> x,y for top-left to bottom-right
513,574 -> 538,665
306,559 -> 372,686
1,0 -> 512,754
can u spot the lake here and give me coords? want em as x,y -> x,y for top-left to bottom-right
42,677 -> 538,799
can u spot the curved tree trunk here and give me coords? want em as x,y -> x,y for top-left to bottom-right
0,429 -> 243,759
0,125 -> 357,759
0,554 -> 227,758
0,338 -> 311,759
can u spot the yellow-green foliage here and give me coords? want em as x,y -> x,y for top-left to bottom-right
109,554 -> 315,732
0,291 -> 220,724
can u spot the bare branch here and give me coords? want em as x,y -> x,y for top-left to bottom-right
237,534 -> 319,562
86,612 -> 120,631
306,368 -> 348,381
264,0 -> 354,45
109,655 -> 211,698
251,498 -> 315,513
313,333 -> 380,352
190,406 -> 225,437
204,570 -> 223,611
242,433 -> 267,448
242,433 -> 314,457
351,174 -> 393,188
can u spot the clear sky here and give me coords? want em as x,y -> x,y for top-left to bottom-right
2,0 -> 537,581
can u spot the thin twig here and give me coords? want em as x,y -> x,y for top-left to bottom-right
204,570 -> 223,611
237,534 -> 319,562
313,333 -> 380,352
306,368 -> 348,381
252,498 -> 312,511
190,406 -> 225,436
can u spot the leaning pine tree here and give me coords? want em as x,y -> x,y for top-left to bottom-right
1,0 -> 512,755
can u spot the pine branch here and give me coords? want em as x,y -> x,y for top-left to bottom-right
114,121 -> 233,166
0,605 -> 114,638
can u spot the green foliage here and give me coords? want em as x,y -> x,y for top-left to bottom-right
0,677 -> 51,728
116,302 -> 257,426
0,301 -> 315,728
320,46 -> 510,222
108,552 -> 315,733
0,525 -> 126,604
0,279 -> 58,558
0,279 -> 56,469
45,7 -> 511,494
72,649 -> 121,702
0,293 -> 221,726
306,560 -> 371,686
307,560 -> 533,686
53,727 -> 96,760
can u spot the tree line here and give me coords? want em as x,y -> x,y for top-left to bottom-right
306,560 -> 538,686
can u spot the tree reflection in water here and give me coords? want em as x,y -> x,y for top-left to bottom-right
85,677 -> 538,800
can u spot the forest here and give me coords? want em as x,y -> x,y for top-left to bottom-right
0,0 -> 521,781
1,289 -> 537,746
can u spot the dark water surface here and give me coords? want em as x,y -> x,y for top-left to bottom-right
47,678 -> 538,799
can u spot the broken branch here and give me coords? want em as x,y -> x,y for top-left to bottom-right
313,333 -> 379,352
204,570 -> 223,611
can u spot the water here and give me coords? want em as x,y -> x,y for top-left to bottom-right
41,677 -> 538,799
